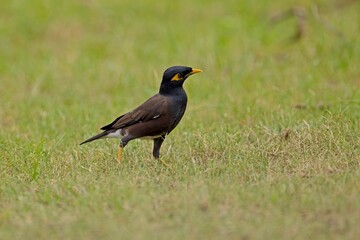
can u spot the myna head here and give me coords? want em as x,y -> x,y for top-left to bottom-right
160,66 -> 202,94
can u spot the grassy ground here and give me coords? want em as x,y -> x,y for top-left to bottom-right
1,0 -> 359,239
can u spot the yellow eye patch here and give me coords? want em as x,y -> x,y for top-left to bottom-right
171,73 -> 183,81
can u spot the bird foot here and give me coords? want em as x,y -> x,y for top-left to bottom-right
157,158 -> 169,168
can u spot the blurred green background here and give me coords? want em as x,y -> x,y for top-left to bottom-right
0,0 -> 359,239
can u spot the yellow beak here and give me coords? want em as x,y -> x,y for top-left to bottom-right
190,68 -> 203,74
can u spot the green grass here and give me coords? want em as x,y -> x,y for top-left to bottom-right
1,0 -> 360,239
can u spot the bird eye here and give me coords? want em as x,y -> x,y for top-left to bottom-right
171,73 -> 183,81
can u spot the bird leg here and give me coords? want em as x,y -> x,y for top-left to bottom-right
117,138 -> 131,163
153,136 -> 169,167
158,158 -> 169,168
153,137 -> 165,159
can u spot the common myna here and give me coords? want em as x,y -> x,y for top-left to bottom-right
80,66 -> 202,162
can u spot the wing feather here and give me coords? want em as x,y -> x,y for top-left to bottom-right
100,94 -> 167,131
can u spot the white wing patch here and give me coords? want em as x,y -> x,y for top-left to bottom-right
106,129 -> 124,138
152,114 -> 160,119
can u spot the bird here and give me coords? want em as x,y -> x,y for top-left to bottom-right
80,66 -> 202,162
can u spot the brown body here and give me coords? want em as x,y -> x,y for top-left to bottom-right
101,91 -> 187,142
80,66 -> 201,161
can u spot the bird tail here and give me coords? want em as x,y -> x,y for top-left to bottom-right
80,131 -> 109,145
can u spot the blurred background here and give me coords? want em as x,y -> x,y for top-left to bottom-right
0,0 -> 359,239
1,0 -> 359,143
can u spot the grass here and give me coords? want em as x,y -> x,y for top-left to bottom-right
1,0 -> 359,239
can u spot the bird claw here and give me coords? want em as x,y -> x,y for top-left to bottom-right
157,158 -> 169,168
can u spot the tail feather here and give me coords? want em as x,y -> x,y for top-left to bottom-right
80,131 -> 108,145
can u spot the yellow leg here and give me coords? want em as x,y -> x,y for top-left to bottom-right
117,147 -> 123,163
157,157 -> 169,168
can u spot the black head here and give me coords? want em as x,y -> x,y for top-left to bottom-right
159,66 -> 202,94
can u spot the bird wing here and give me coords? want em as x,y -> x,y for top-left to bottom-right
100,94 -> 167,131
